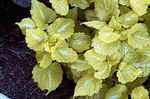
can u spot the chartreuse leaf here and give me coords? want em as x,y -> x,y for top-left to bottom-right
105,84 -> 128,99
94,65 -> 111,80
98,26 -> 120,43
16,18 -> 36,35
117,62 -> 142,84
131,86 -> 149,99
106,51 -> 121,66
31,0 -> 57,30
36,51 -> 52,68
51,40 -> 78,63
84,49 -> 106,68
85,10 -> 98,21
109,16 -> 122,30
95,0 -> 120,21
76,84 -> 109,99
68,0 -> 90,9
124,52 -> 150,77
118,11 -> 138,28
119,0 -> 130,6
119,42 -> 135,57
129,0 -> 150,16
69,54 -> 91,71
47,18 -> 75,40
70,69 -> 83,83
126,77 -> 148,94
74,69 -> 102,96
49,0 -> 69,16
92,36 -> 121,55
26,28 -> 48,51
32,62 -> 63,94
127,23 -> 150,49
68,32 -> 91,53
81,21 -> 106,29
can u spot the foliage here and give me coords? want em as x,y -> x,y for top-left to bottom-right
17,0 -> 150,98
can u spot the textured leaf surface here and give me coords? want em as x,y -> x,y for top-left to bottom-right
81,21 -> 106,29
69,54 -> 91,71
130,0 -> 150,16
50,0 -> 69,15
105,84 -> 128,99
68,32 -> 91,52
95,0 -> 120,21
31,0 -> 57,30
109,16 -> 122,30
92,36 -> 121,55
47,18 -> 75,39
69,0 -> 90,9
84,49 -> 106,68
127,23 -> 150,49
74,69 -> 102,96
32,62 -> 63,93
117,62 -> 142,84
36,51 -> 52,68
51,40 -> 78,63
25,28 -> 48,51
98,26 -> 120,43
16,18 -> 35,35
131,86 -> 149,99
118,11 -> 138,28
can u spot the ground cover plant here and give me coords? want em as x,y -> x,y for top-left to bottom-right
17,0 -> 150,98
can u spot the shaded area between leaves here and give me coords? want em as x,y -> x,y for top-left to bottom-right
0,0 -> 75,99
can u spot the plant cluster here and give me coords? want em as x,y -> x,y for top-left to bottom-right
17,0 -> 150,98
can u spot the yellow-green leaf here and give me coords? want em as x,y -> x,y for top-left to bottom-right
51,40 -> 78,63
131,86 -> 149,99
32,62 -> 63,94
84,49 -> 106,68
69,0 -> 90,9
105,84 -> 128,99
81,21 -> 106,29
117,62 -> 142,84
130,0 -> 150,16
109,16 -> 122,30
69,54 -> 91,71
49,0 -> 69,15
68,32 -> 91,52
36,51 -> 52,68
127,23 -> 150,49
47,18 -> 75,39
25,28 -> 48,51
95,0 -> 120,21
92,36 -> 121,55
16,18 -> 36,35
98,26 -> 120,43
74,69 -> 102,96
31,0 -> 57,30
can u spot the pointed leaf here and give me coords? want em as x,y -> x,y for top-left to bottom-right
31,0 -> 57,30
98,26 -> 120,43
16,18 -> 36,35
131,86 -> 149,99
32,62 -> 63,94
25,28 -> 48,51
74,69 -> 102,96
95,0 -> 120,21
36,51 -> 52,68
47,18 -> 75,39
117,62 -> 142,84
49,0 -> 69,15
51,40 -> 78,63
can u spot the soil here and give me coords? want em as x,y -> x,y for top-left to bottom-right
0,0 -> 75,99
0,0 -> 150,99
